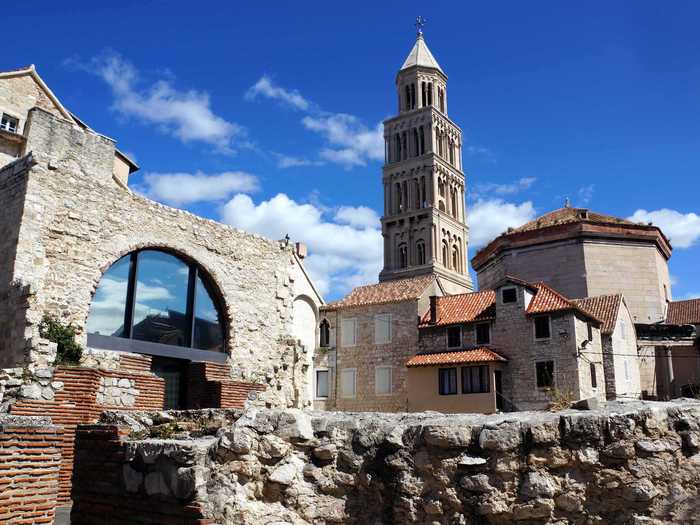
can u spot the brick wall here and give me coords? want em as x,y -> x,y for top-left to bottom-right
70,424 -> 214,525
187,361 -> 266,409
0,415 -> 62,524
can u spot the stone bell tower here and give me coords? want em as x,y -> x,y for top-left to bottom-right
378,20 -> 472,294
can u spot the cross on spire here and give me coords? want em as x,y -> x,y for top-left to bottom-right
415,16 -> 427,37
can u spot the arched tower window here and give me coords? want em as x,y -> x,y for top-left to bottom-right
419,126 -> 425,155
421,176 -> 427,208
442,240 -> 449,268
87,249 -> 226,354
428,83 -> 433,106
439,87 -> 445,112
451,189 -> 458,219
413,128 -> 419,157
395,182 -> 402,213
410,83 -> 416,109
452,245 -> 460,272
421,82 -> 427,107
413,179 -> 420,209
320,319 -> 330,348
404,85 -> 410,111
437,129 -> 443,157
416,240 -> 426,265
398,244 -> 408,269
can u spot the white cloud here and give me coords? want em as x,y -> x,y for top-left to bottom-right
303,114 -> 384,168
221,193 -> 382,297
140,171 -> 259,206
334,206 -> 380,229
577,184 -> 595,206
77,52 -> 244,152
628,208 -> 700,249
245,76 -> 310,111
468,199 -> 537,248
476,177 -> 536,196
273,153 -> 323,169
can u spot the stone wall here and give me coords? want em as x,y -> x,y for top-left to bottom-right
0,414 -> 62,524
331,300 -> 420,412
0,108 -> 317,409
71,399 -> 700,524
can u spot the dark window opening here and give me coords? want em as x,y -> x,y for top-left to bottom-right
439,367 -> 457,395
447,326 -> 461,348
587,323 -> 593,341
151,357 -> 187,410
534,316 -> 551,339
461,365 -> 489,394
590,363 -> 597,388
320,319 -> 330,347
536,361 -> 554,388
502,288 -> 517,303
1,113 -> 19,133
475,323 -> 490,345
87,249 -> 226,355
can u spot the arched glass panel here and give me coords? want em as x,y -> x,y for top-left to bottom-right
87,249 -> 226,356
86,254 -> 131,337
194,272 -> 224,351
132,250 -> 189,347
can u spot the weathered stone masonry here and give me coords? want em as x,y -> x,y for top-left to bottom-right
71,399 -> 700,524
0,107 -> 314,410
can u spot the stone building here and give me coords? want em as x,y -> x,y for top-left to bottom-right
410,277 -> 606,413
314,275 -> 443,412
572,294 -> 642,400
379,27 -> 472,294
471,205 -> 673,324
662,298 -> 700,396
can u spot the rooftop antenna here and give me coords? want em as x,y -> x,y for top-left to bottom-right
415,16 -> 427,37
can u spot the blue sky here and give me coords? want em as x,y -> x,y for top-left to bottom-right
6,1 -> 700,300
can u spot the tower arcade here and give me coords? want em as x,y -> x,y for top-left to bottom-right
378,25 -> 472,293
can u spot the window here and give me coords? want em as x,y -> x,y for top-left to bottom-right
375,366 -> 392,395
86,249 -> 225,353
340,318 -> 357,347
447,326 -> 461,348
315,369 -> 329,398
587,323 -> 593,341
374,314 -> 391,344
536,361 -> 555,388
624,359 -> 630,381
398,244 -> 408,269
319,319 -> 330,347
416,241 -> 426,265
439,368 -> 457,395
475,323 -> 490,345
452,246 -> 460,272
1,113 -> 19,133
620,319 -> 626,340
461,365 -> 490,394
341,368 -> 356,398
502,288 -> 517,303
534,316 -> 551,340
590,363 -> 597,389
442,241 -> 449,267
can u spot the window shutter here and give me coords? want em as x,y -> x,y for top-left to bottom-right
315,370 -> 329,398
375,367 -> 392,395
341,369 -> 356,398
374,314 -> 391,344
341,319 -> 356,346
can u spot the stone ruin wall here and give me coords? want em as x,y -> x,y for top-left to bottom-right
70,399 -> 700,525
0,108 -> 315,411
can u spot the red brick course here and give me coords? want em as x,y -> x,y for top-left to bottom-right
0,421 -> 62,524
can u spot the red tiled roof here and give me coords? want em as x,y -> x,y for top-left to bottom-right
572,294 -> 622,335
323,275 -> 435,310
406,347 -> 507,367
666,298 -> 700,325
509,207 -> 634,234
526,282 -> 600,323
419,290 -> 496,327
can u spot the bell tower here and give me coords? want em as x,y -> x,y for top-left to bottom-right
378,20 -> 472,294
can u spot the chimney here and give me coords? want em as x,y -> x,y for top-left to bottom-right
295,242 -> 308,259
429,296 -> 438,324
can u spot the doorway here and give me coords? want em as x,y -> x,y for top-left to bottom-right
151,356 -> 188,409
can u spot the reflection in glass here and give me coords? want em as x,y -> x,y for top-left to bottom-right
86,255 -> 131,337
193,273 -> 224,351
131,250 -> 190,347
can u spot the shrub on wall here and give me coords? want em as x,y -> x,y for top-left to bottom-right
39,315 -> 83,365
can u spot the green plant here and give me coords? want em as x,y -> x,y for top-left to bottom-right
39,315 -> 83,365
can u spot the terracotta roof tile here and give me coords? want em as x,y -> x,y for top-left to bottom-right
666,298 -> 700,325
407,347 -> 507,367
526,282 -> 601,324
510,207 -> 634,234
324,275 -> 435,310
419,290 -> 496,327
572,294 -> 622,335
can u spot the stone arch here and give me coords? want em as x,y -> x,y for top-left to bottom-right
84,241 -> 234,353
292,294 -> 318,352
